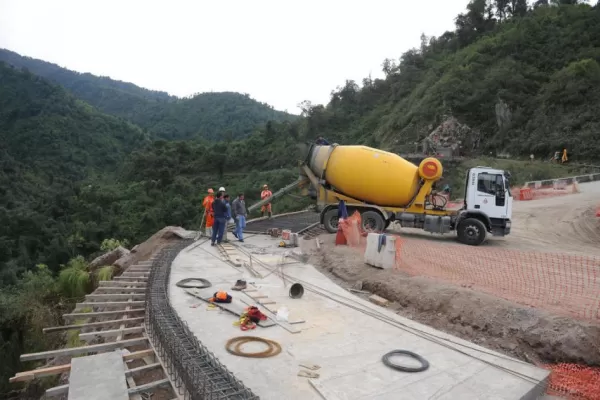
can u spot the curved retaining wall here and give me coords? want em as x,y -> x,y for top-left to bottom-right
145,240 -> 259,399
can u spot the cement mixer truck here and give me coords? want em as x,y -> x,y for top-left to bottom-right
251,144 -> 513,246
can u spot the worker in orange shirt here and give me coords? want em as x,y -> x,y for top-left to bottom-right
202,188 -> 215,237
561,148 -> 568,164
261,184 -> 273,218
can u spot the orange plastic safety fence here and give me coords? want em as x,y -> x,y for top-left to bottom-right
395,237 -> 600,322
338,211 -> 367,249
514,184 -> 579,201
545,364 -> 600,400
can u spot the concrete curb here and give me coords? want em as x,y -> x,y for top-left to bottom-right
524,173 -> 600,188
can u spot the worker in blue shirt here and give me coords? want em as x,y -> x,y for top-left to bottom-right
211,192 -> 228,245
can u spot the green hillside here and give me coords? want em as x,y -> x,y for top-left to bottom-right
0,62 -> 149,283
2,1 -> 600,394
301,2 -> 600,161
0,49 -> 296,141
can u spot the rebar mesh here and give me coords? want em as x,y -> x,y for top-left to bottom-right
145,240 -> 259,400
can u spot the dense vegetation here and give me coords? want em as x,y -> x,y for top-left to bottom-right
300,1 -> 600,160
0,49 -> 296,141
1,1 -> 599,396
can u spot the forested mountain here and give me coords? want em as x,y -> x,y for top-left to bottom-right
0,49 -> 296,141
2,1 -> 600,395
0,61 -> 149,283
300,1 -> 600,160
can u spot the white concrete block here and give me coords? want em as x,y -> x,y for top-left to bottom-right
364,233 -> 396,269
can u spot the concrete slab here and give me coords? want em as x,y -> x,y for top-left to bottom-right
68,351 -> 128,400
170,235 -> 549,400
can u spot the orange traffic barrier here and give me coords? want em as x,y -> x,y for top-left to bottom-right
518,187 -> 534,200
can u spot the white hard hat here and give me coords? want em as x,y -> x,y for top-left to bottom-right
219,187 -> 226,192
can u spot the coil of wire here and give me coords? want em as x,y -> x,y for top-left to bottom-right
225,336 -> 282,358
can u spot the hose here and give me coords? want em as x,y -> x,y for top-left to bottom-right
175,278 -> 211,289
382,350 -> 429,372
225,336 -> 282,358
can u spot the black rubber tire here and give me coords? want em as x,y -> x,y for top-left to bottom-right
382,350 -> 430,373
457,218 -> 487,246
361,210 -> 385,232
323,208 -> 340,233
175,278 -> 212,289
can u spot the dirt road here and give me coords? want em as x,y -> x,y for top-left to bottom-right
496,182 -> 600,255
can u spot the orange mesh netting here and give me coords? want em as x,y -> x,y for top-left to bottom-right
545,364 -> 600,400
339,212 -> 600,322
339,211 -> 600,398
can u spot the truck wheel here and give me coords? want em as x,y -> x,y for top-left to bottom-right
457,218 -> 486,246
361,211 -> 385,232
323,209 -> 339,233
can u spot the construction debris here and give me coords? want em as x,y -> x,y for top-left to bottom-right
368,294 -> 390,307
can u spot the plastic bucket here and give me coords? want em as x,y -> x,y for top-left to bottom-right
289,283 -> 304,299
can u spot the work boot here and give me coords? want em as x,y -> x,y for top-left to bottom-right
268,212 -> 272,218
233,232 -> 238,239
261,212 -> 264,217
231,279 -> 247,291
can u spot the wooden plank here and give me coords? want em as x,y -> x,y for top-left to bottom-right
184,289 -> 276,327
126,362 -> 161,376
79,326 -> 144,341
63,309 -> 144,320
20,337 -> 148,361
45,384 -> 68,398
128,378 -> 170,395
44,317 -> 145,333
94,287 -> 146,293
85,293 -> 145,301
112,277 -> 147,282
99,281 -> 146,287
75,301 -> 145,309
11,349 -> 155,382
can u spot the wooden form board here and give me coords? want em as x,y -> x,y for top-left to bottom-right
20,337 -> 148,361
63,309 -> 145,320
10,349 -> 154,382
44,317 -> 145,333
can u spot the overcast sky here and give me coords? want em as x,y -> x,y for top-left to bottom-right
1,0 -> 475,113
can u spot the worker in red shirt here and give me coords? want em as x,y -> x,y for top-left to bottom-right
261,184 -> 273,218
202,188 -> 215,237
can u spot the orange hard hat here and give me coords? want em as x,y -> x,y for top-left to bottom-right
208,188 -> 214,194
216,291 -> 228,300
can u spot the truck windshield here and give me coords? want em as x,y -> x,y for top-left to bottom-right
477,173 -> 503,195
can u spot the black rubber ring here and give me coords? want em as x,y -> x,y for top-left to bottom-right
175,278 -> 212,289
382,350 -> 430,372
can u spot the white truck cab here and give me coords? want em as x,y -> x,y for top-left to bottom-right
458,167 -> 513,243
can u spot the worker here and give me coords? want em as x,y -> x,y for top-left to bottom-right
231,193 -> 247,242
218,186 -> 226,195
223,194 -> 232,242
316,136 -> 330,145
211,191 -> 228,246
552,151 -> 560,163
202,188 -> 215,237
261,184 -> 273,218
561,148 -> 568,164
